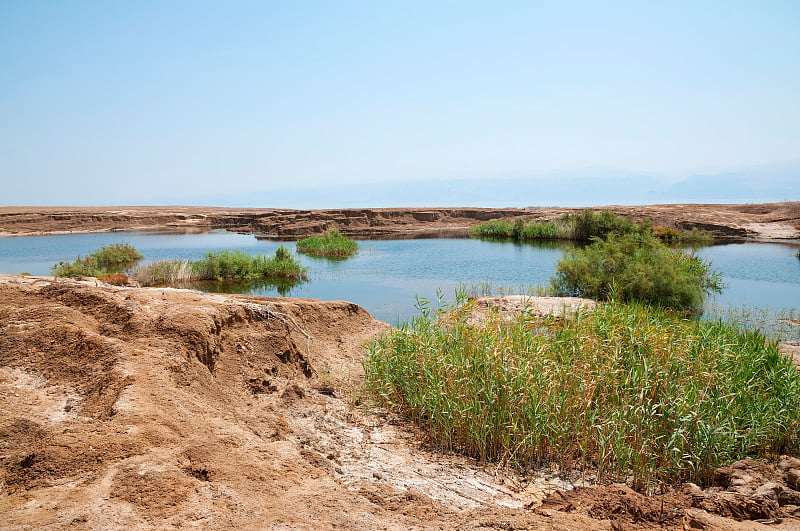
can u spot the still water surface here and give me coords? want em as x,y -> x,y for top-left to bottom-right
1,230 -> 798,324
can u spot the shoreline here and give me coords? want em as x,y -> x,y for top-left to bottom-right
0,202 -> 798,240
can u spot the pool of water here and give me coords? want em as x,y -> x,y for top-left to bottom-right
1,230 -> 798,324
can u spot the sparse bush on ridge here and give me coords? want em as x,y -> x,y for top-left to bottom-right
297,227 -> 358,258
550,232 -> 722,312
364,297 -> 800,492
52,243 -> 143,278
132,246 -> 307,286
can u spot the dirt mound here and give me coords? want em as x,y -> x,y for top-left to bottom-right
540,458 -> 800,530
542,483 -> 690,527
2,275 -> 799,529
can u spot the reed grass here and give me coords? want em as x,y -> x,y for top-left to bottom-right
364,298 -> 800,492
470,219 -> 571,240
364,301 -> 800,491
132,246 -> 307,286
297,228 -> 358,258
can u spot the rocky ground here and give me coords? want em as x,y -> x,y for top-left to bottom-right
2,276 -> 800,529
0,202 -> 798,239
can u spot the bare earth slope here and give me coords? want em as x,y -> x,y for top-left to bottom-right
0,202 -> 798,239
0,275 -> 606,529
2,276 -> 800,529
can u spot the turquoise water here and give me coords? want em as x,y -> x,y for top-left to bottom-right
1,230 -> 798,324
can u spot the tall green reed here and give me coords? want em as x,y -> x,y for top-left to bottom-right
364,299 -> 800,493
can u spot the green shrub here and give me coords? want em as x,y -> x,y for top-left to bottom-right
550,233 -> 722,312
52,243 -> 143,278
297,227 -> 358,258
563,209 -> 644,240
132,246 -> 307,286
364,299 -> 800,491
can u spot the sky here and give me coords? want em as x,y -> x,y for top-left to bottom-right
1,1 -> 798,206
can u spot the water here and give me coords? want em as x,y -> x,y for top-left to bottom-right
1,230 -> 798,325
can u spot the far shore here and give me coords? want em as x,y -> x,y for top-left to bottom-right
0,202 -> 798,240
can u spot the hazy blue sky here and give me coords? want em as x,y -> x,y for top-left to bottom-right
1,1 -> 798,205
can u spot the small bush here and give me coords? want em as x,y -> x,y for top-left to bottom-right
564,209 -> 643,240
297,228 -> 358,258
52,243 -> 143,278
89,243 -> 143,271
364,299 -> 800,491
550,233 -> 722,312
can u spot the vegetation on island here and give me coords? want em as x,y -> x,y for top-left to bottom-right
51,243 -> 143,278
470,210 -> 714,246
550,232 -> 722,313
132,247 -> 307,287
296,227 -> 358,258
363,296 -> 800,493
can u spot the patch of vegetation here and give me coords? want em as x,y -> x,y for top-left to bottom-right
364,297 -> 800,492
296,228 -> 358,258
470,219 -> 571,240
52,243 -> 143,278
471,210 -> 713,246
132,246 -> 307,287
550,233 -> 722,312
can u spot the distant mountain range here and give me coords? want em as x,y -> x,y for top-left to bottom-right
178,160 -> 800,208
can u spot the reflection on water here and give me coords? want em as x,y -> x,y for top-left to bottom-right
186,278 -> 301,297
0,230 -> 797,325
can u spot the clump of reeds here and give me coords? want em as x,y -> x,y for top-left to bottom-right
296,227 -> 358,258
363,298 -> 800,493
470,219 -> 572,240
52,243 -> 143,278
132,246 -> 307,286
470,210 -> 713,246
